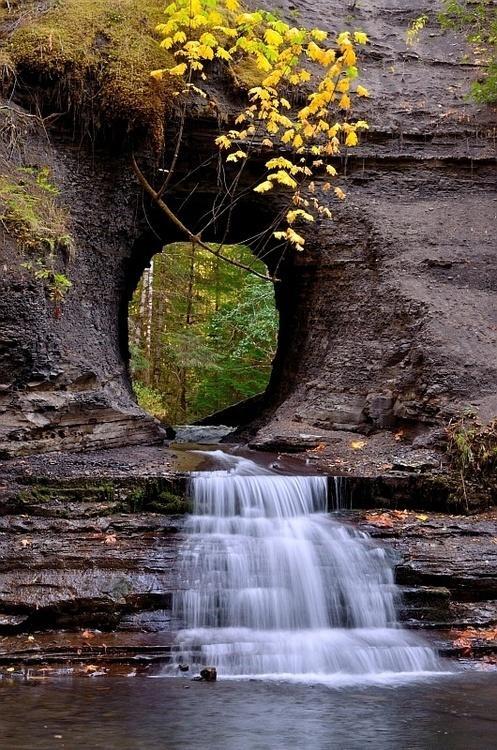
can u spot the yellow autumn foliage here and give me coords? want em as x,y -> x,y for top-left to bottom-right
152,0 -> 370,252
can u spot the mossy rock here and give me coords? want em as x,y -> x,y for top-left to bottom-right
8,0 -> 176,140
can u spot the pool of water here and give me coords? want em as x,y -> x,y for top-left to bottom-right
2,673 -> 497,749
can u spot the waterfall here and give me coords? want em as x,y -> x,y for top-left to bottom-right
172,453 -> 441,682
331,475 -> 350,510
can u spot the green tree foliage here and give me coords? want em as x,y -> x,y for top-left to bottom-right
193,278 -> 277,416
128,243 -> 277,423
439,0 -> 497,102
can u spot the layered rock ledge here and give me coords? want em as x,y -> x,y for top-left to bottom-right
0,457 -> 495,669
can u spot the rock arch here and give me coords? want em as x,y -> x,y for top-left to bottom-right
1,0 -> 497,463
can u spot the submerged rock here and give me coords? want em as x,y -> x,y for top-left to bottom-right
199,667 -> 217,682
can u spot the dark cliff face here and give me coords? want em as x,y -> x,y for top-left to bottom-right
1,0 -> 496,461
0,124 -> 167,457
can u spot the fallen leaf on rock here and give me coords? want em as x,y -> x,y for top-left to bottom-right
310,442 -> 327,453
455,627 -> 497,642
364,510 -> 410,528
83,664 -> 99,673
350,440 -> 366,450
81,630 -> 94,640
394,430 -> 405,442
451,626 -> 497,657
416,514 -> 429,522
103,534 -> 117,545
20,539 -> 32,548
453,638 -> 472,657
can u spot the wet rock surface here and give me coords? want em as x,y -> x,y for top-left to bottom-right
352,509 -> 497,657
0,464 -> 494,666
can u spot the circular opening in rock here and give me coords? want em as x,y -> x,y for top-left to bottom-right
128,242 -> 278,427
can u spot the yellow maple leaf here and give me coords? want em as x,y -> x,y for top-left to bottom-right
336,78 -> 350,93
168,63 -> 188,76
286,227 -> 306,249
253,181 -> 273,193
345,131 -> 358,147
256,55 -> 272,72
265,28 -> 283,46
215,135 -> 232,149
311,29 -> 328,42
266,157 -> 294,170
286,209 -> 314,224
268,170 -> 297,189
337,31 -> 351,47
216,47 -> 232,61
226,150 -> 247,162
343,48 -> 356,66
354,31 -> 368,44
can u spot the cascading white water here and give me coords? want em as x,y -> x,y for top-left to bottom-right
172,452 -> 441,683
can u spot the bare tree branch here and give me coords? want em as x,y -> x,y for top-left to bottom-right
131,154 -> 277,283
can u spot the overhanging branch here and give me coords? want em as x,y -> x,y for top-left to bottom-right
131,155 -> 276,283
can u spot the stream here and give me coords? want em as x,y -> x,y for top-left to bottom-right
2,674 -> 497,749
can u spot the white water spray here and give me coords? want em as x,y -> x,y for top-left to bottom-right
172,453 -> 441,682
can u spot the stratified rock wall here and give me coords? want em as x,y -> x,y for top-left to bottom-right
1,0 -> 496,459
248,0 -> 497,450
0,123 -> 166,457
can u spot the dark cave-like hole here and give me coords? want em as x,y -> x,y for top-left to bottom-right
127,241 -> 279,426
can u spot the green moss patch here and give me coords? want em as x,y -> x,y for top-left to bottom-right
0,163 -> 71,254
8,0 -> 175,140
15,477 -> 191,516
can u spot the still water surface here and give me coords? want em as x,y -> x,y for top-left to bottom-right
1,673 -> 497,749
